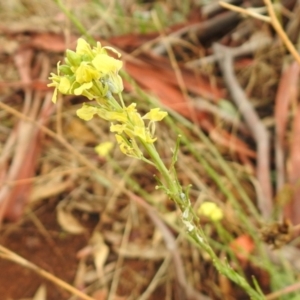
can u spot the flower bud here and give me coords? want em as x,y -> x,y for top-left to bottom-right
66,50 -> 81,67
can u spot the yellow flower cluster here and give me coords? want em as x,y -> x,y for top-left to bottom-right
198,202 -> 223,222
48,38 -> 168,159
48,38 -> 123,103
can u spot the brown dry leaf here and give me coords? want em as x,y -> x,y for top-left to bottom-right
90,232 -> 109,278
30,179 -> 73,203
31,33 -> 76,52
140,54 -> 225,101
207,124 -> 256,158
124,60 -> 212,123
57,205 -> 86,234
32,284 -> 47,300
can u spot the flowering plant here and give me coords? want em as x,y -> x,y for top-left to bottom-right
48,38 -> 263,300
49,38 -> 167,159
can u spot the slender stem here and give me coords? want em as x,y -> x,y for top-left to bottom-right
263,0 -> 300,66
140,140 -> 264,300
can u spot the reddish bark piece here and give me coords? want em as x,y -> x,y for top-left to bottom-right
286,104 -> 300,224
275,62 -> 300,146
124,59 -> 208,122
204,121 -> 256,158
0,80 -> 49,90
0,47 -> 54,222
31,33 -> 76,52
0,129 -> 42,221
108,32 -> 160,50
0,99 -> 54,222
140,53 -> 226,101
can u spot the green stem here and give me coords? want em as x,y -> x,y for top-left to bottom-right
140,139 -> 264,300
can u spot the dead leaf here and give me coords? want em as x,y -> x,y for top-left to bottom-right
30,179 -> 73,203
90,232 -> 109,278
31,33 -> 76,53
57,205 -> 86,234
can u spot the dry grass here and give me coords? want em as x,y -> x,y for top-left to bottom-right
1,1 -> 300,300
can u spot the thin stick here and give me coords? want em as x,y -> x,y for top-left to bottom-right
219,1 -> 271,23
263,0 -> 300,65
213,43 -> 273,219
0,245 -> 95,300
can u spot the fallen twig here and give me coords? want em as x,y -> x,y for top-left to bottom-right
219,1 -> 270,22
213,43 -> 273,219
263,0 -> 300,66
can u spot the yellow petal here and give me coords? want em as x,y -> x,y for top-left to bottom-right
92,54 -> 123,74
76,103 -> 99,121
58,77 -> 71,94
76,38 -> 92,56
75,63 -> 100,83
110,123 -> 126,134
74,82 -> 93,95
143,108 -> 168,121
51,87 -> 58,103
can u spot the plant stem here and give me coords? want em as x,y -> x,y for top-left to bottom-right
140,140 -> 264,300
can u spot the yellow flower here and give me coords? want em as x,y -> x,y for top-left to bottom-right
98,110 -> 128,123
107,72 -> 123,93
76,103 -> 100,121
143,108 -> 168,121
76,38 -> 93,58
92,53 -> 123,93
75,62 -> 100,84
115,134 -> 143,158
92,54 -> 123,75
110,123 -> 127,134
95,142 -> 114,158
198,202 -> 223,222
65,50 -> 81,67
73,82 -> 94,98
133,127 -> 156,143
